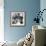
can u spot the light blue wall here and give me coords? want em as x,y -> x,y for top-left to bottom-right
4,0 -> 40,42
40,0 -> 46,27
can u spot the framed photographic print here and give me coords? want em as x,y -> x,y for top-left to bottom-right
10,11 -> 25,26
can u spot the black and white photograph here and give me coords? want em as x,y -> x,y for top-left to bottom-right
10,12 -> 25,26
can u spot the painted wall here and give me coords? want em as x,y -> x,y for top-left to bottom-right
4,0 -> 40,42
40,0 -> 46,27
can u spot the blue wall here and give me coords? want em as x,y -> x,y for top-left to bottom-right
40,0 -> 46,27
4,0 -> 40,42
